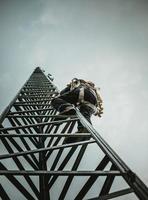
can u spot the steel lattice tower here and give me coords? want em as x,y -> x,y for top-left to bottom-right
0,67 -> 148,200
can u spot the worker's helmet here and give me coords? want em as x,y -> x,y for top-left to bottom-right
71,78 -> 79,84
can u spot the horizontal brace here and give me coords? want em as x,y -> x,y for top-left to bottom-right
27,80 -> 50,81
15,101 -> 53,104
19,93 -> 54,96
24,86 -> 52,88
0,170 -> 124,176
25,85 -> 51,87
89,188 -> 134,200
27,78 -> 49,80
18,95 -> 54,98
20,95 -> 54,98
21,87 -> 56,93
26,80 -> 52,83
24,87 -> 57,90
26,82 -> 51,84
0,139 -> 95,159
6,114 -> 76,118
26,80 -> 51,82
9,108 -> 54,114
0,118 -> 78,131
0,133 -> 91,138
15,100 -> 53,103
23,89 -> 56,92
18,97 -> 54,100
22,91 -> 56,94
25,83 -> 52,85
14,103 -> 52,106
27,81 -> 50,83
22,90 -> 55,93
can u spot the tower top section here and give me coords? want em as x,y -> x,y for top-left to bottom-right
34,67 -> 43,73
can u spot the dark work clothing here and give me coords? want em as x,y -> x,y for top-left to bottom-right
60,85 -> 71,95
51,85 -> 97,131
60,85 -> 97,105
78,105 -> 93,130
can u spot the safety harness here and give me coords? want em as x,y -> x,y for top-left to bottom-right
70,78 -> 104,117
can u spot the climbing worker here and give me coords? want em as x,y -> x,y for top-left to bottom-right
51,78 -> 103,142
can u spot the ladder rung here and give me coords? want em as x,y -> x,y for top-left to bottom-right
89,188 -> 134,200
17,98 -> 54,101
9,108 -> 54,114
18,95 -> 54,98
21,92 -> 55,94
20,93 -> 55,96
0,133 -> 91,138
24,87 -> 57,90
22,89 -> 55,91
0,170 -> 124,176
0,140 -> 95,160
14,103 -> 52,106
6,114 -> 76,118
0,118 -> 78,131
20,93 -> 55,95
16,100 -> 53,103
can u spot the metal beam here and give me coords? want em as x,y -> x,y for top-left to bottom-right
0,184 -> 10,200
76,108 -> 148,200
0,133 -> 91,137
0,118 -> 78,131
1,67 -> 148,200
75,156 -> 110,200
9,107 -> 53,114
0,170 -> 123,176
99,164 -> 117,197
59,145 -> 88,200
6,114 -> 76,118
76,109 -> 129,172
0,140 -> 95,159
14,103 -> 53,106
0,163 -> 36,200
88,188 -> 134,200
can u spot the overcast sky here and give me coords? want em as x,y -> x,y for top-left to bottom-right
0,0 -> 148,193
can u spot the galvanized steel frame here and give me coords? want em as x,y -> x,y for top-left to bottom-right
0,67 -> 148,200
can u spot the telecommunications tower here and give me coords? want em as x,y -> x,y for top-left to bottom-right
0,67 -> 148,200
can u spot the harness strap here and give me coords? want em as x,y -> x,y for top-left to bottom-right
78,87 -> 98,115
81,83 -> 97,98
69,79 -> 103,117
78,87 -> 84,103
82,101 -> 98,114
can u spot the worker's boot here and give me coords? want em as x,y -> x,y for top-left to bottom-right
74,127 -> 91,142
63,135 -> 78,144
76,127 -> 90,133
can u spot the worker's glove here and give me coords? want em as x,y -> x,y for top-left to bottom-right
95,107 -> 104,117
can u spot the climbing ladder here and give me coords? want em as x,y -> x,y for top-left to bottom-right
0,67 -> 148,200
